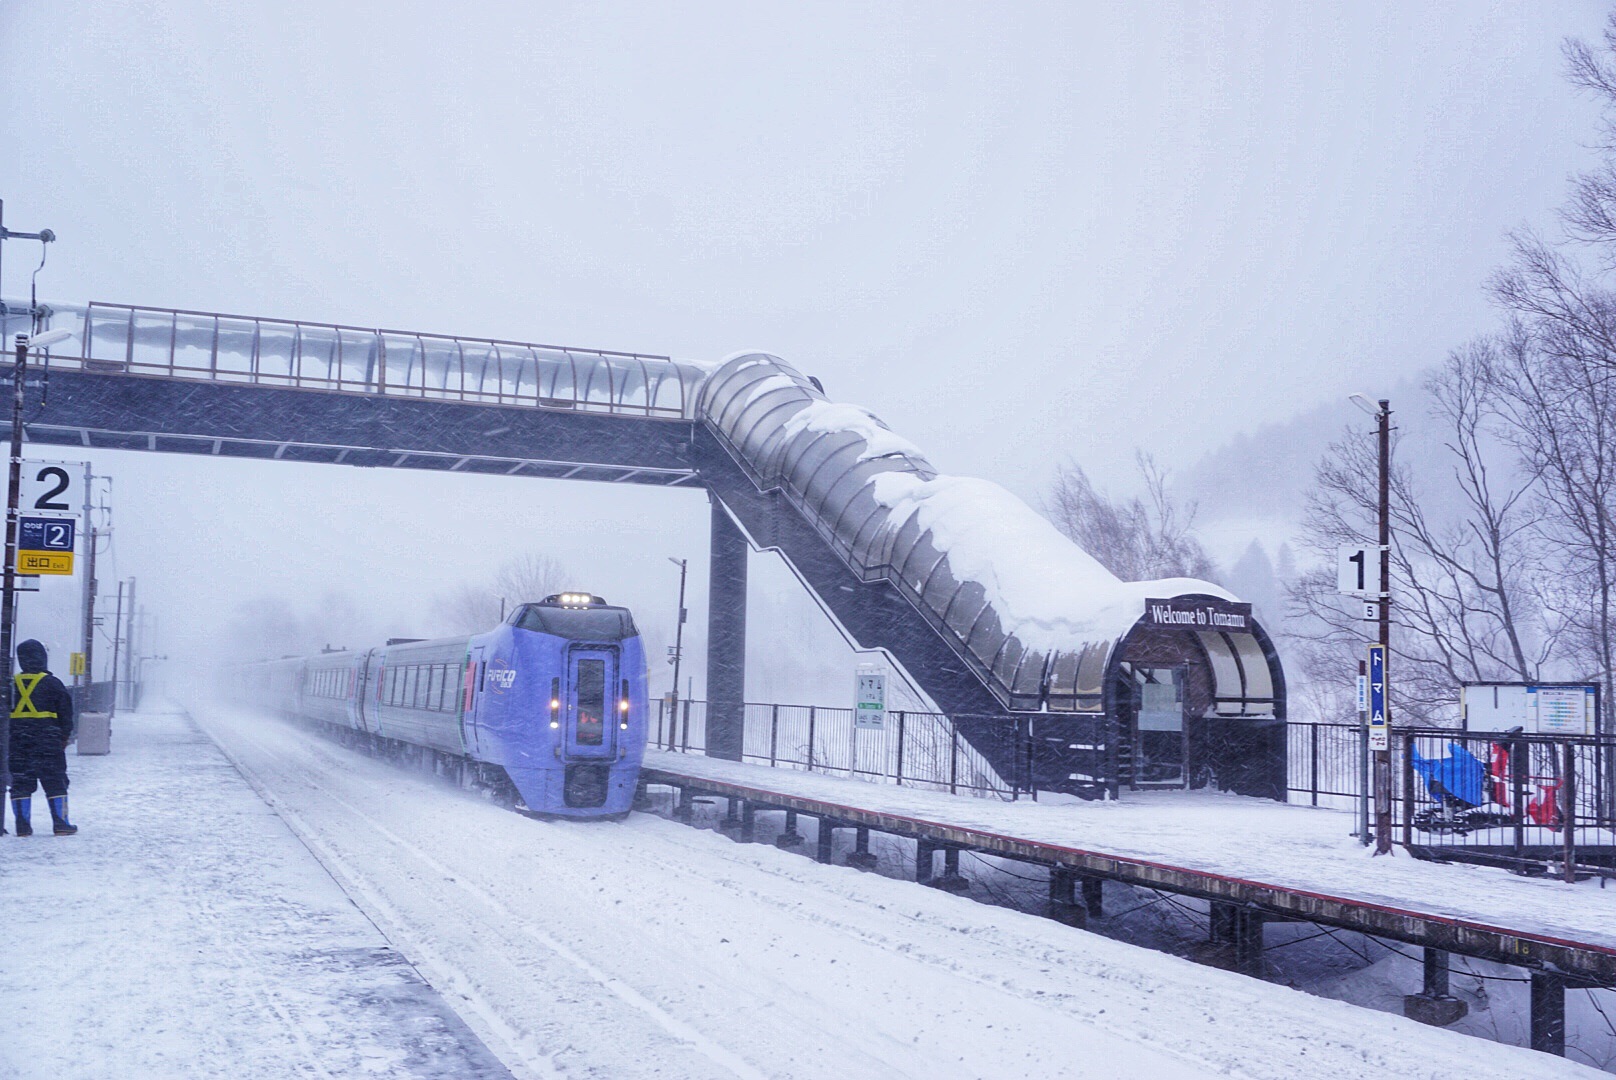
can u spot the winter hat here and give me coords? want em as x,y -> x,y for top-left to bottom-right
17,639 -> 47,673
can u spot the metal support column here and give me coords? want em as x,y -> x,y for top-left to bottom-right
1209,902 -> 1264,977
706,499 -> 747,761
718,795 -> 743,836
1081,876 -> 1104,918
846,826 -> 877,871
1047,867 -> 1085,927
1530,973 -> 1566,1056
933,847 -> 969,893
915,839 -> 936,884
1403,948 -> 1467,1026
775,809 -> 804,848
815,818 -> 835,864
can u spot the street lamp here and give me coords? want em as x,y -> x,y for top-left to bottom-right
667,556 -> 688,750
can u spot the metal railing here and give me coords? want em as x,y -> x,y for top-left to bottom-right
1287,721 -> 1616,877
5,300 -> 705,418
655,698 -> 1027,800
1401,729 -> 1616,880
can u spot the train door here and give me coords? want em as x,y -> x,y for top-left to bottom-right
462,644 -> 487,756
1126,665 -> 1188,789
356,649 -> 379,733
563,646 -> 617,761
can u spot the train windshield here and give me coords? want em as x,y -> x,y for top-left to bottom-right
574,658 -> 606,746
515,605 -> 637,641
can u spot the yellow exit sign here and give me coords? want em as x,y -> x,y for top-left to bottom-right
19,551 -> 73,575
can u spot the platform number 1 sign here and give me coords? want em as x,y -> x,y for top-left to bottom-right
1337,545 -> 1371,596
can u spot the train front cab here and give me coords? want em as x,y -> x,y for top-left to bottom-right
471,594 -> 648,818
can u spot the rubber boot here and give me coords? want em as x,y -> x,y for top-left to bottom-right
48,795 -> 75,836
12,797 -> 32,837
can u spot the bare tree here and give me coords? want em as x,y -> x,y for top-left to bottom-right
1487,271 -> 1616,733
1046,453 -> 1217,581
432,553 -> 572,634
1289,346 -> 1551,724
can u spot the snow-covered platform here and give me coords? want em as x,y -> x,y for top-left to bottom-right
0,707 -> 514,1080
644,749 -> 1616,983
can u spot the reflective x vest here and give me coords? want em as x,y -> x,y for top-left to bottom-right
12,673 -> 57,720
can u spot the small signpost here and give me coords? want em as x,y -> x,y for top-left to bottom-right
1367,644 -> 1388,752
855,666 -> 887,731
17,515 -> 75,575
851,664 -> 886,780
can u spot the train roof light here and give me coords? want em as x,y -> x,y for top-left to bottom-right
544,592 -> 606,608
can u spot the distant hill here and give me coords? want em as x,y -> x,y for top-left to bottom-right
1177,375 -> 1426,547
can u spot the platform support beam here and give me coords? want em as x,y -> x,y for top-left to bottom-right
717,796 -> 743,836
775,809 -> 805,849
740,801 -> 756,843
1209,902 -> 1264,977
1531,973 -> 1566,1056
1403,948 -> 1467,1026
1081,875 -> 1104,918
916,840 -> 936,884
816,818 -> 835,864
932,846 -> 969,893
706,499 -> 747,762
846,826 -> 878,871
1047,867 -> 1086,927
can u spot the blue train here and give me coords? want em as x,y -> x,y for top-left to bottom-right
242,593 -> 649,818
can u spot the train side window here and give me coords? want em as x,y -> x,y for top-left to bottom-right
436,664 -> 450,710
410,666 -> 423,709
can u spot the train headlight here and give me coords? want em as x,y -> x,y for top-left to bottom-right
619,722 -> 628,730
550,720 -> 560,730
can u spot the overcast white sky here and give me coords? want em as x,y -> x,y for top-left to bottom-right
0,2 -> 1607,697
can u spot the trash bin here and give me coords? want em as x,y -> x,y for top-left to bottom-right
75,712 -> 111,756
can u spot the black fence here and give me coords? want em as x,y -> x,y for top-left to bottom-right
1287,722 -> 1377,810
1401,729 -> 1616,879
654,699 -> 1078,800
1286,721 -> 1616,876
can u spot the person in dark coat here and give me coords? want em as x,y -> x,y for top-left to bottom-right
9,639 -> 76,836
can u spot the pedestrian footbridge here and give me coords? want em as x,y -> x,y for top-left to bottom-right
2,300 -> 1286,799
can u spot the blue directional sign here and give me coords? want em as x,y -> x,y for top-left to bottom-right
1367,644 -> 1388,750
19,516 -> 74,552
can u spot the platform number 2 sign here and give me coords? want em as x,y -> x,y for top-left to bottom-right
20,463 -> 83,519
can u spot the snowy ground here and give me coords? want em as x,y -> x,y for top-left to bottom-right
0,706 -> 513,1079
645,749 -> 1616,952
3,704 -> 1605,1079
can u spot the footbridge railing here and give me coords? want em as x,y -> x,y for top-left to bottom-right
6,301 -> 706,418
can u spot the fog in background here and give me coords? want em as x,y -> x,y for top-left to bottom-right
0,3 -> 1605,705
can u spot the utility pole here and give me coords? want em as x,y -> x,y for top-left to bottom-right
1375,398 -> 1393,856
667,557 -> 688,751
77,464 -> 95,690
109,580 -> 125,719
121,579 -> 137,711
0,205 -> 59,835
2,333 -> 28,832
